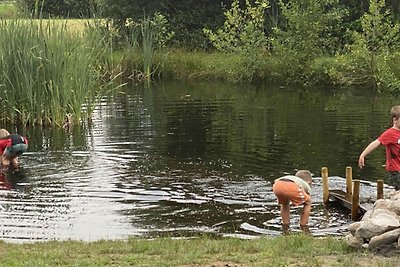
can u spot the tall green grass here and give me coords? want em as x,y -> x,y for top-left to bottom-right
0,18 -> 113,126
141,17 -> 154,80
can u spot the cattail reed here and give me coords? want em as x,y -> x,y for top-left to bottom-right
0,18 -> 110,126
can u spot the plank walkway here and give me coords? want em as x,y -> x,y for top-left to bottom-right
322,166 -> 382,221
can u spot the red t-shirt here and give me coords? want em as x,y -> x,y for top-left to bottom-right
378,127 -> 400,171
0,134 -> 28,154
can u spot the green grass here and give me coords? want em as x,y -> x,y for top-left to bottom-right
163,50 -> 243,80
117,48 -> 267,83
0,1 -> 18,18
0,234 -> 399,266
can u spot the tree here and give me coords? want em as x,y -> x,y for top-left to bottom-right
203,0 -> 269,53
202,0 -> 270,82
338,0 -> 400,92
17,0 -> 98,18
269,0 -> 346,84
100,0 -> 231,49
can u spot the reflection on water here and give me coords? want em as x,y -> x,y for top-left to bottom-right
0,81 -> 397,243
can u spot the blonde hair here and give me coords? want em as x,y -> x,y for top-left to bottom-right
295,170 -> 313,184
0,129 -> 10,138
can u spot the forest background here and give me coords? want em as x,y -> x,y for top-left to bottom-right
0,0 -> 400,126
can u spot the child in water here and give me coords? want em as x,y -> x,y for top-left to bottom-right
0,129 -> 28,167
272,170 -> 313,234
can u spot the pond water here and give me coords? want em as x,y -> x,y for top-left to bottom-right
0,80 -> 397,243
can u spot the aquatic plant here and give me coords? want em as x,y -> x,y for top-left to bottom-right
123,13 -> 174,82
141,16 -> 154,80
0,18 -> 114,126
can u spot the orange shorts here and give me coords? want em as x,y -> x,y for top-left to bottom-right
273,180 -> 311,206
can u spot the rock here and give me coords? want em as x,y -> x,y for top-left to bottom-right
370,208 -> 400,221
373,199 -> 391,210
349,221 -> 362,236
345,233 -> 364,248
347,191 -> 400,250
388,200 -> 400,216
360,210 -> 373,221
389,191 -> 400,200
369,228 -> 400,250
355,213 -> 400,241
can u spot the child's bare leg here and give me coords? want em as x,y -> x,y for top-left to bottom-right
300,203 -> 311,226
299,203 -> 311,234
10,157 -> 19,167
280,203 -> 290,224
280,203 -> 291,234
1,155 -> 10,166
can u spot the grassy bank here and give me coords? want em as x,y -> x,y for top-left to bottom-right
118,48 -> 400,90
117,49 -> 270,83
1,234 -> 399,266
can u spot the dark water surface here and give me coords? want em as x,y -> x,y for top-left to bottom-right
0,81 -> 397,243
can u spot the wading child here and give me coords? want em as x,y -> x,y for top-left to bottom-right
272,170 -> 312,234
0,129 -> 28,167
359,105 -> 400,190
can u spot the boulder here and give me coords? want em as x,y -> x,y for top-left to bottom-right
360,210 -> 373,221
349,221 -> 362,237
370,208 -> 400,221
373,199 -> 391,210
388,200 -> 400,216
345,233 -> 364,248
346,190 -> 400,251
355,213 -> 400,241
369,228 -> 400,250
389,191 -> 400,200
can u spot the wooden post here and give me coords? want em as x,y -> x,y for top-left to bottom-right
351,180 -> 361,221
322,167 -> 329,204
345,166 -> 353,201
377,180 -> 384,200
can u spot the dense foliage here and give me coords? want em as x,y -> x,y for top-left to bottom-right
100,0 -> 231,49
8,0 -> 400,97
15,1 -> 400,50
16,0 -> 98,18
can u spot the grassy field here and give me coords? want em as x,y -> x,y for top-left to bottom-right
0,1 -> 18,18
1,234 -> 399,266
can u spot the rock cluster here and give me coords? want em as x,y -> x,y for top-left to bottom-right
346,191 -> 400,250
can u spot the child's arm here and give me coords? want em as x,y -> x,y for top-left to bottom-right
358,139 -> 381,168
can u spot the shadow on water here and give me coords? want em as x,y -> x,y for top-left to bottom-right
0,80 -> 397,243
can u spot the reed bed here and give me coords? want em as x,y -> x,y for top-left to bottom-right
0,18 -> 111,126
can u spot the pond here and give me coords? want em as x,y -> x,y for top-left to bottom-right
0,80 -> 397,243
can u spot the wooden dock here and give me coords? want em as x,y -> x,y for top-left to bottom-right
322,166 -> 383,221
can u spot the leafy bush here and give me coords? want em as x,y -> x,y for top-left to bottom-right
270,0 -> 346,85
203,0 -> 270,82
335,0 -> 400,93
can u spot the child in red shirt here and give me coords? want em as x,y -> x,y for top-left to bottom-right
359,105 -> 400,190
0,129 -> 28,167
